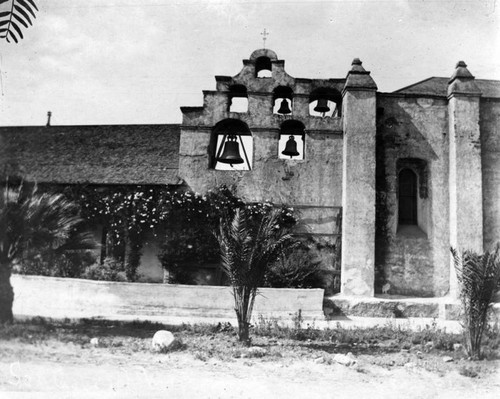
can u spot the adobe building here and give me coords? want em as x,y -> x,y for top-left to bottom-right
1,49 -> 499,298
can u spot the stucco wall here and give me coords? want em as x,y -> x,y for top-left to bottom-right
341,89 -> 376,296
179,128 -> 342,207
376,95 -> 449,296
11,275 -> 325,322
481,99 -> 500,250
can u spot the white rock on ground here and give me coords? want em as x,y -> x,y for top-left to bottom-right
333,353 -> 356,367
90,338 -> 99,347
151,330 -> 176,352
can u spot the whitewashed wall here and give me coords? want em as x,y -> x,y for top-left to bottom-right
11,275 -> 325,323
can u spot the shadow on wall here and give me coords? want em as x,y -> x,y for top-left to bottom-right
375,99 -> 445,297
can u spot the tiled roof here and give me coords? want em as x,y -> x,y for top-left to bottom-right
0,124 -> 182,185
393,77 -> 500,98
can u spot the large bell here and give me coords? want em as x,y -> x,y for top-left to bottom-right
218,135 -> 244,165
314,98 -> 330,113
277,99 -> 292,114
282,136 -> 300,158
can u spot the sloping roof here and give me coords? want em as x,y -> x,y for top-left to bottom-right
394,77 -> 500,98
0,124 -> 182,185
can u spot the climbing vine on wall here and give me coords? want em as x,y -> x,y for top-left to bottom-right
61,184 -> 298,282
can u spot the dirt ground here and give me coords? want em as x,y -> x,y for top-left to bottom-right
1,323 -> 499,399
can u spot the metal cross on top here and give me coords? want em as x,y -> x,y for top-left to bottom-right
261,28 -> 269,48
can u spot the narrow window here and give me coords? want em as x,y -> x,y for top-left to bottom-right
398,168 -> 417,225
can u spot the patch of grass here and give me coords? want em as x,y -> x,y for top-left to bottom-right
153,339 -> 186,354
1,316 -> 499,382
459,365 -> 479,378
253,315 -> 463,354
2,316 -> 498,364
481,322 -> 500,353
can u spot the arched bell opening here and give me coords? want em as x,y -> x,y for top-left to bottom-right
228,84 -> 248,113
308,88 -> 342,118
255,56 -> 272,78
278,120 -> 305,160
273,86 -> 293,115
210,119 -> 253,171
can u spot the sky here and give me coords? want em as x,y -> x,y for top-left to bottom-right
0,0 -> 499,126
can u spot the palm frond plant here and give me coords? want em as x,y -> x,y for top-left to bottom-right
451,245 -> 500,359
216,207 -> 298,344
265,247 -> 325,289
0,0 -> 39,43
0,181 -> 85,323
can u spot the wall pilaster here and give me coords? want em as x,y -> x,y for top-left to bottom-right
447,61 -> 483,297
341,59 -> 377,296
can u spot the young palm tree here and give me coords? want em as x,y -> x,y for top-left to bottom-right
0,182 -> 84,323
216,207 -> 297,344
451,245 -> 500,359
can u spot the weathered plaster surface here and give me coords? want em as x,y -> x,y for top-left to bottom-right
480,100 -> 500,250
376,95 -> 449,296
179,129 -> 343,206
448,96 -> 483,252
341,90 -> 376,296
11,275 -> 325,321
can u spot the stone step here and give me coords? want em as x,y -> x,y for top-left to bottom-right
324,295 -> 500,324
324,295 -> 459,320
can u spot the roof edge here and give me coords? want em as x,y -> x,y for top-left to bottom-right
0,123 -> 181,129
393,77 -> 445,93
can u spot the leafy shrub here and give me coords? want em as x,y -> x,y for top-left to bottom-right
54,251 -> 98,278
158,186 -> 298,286
82,258 -> 127,282
451,245 -> 500,359
16,250 -> 52,276
265,248 -> 326,289
158,226 -> 218,284
18,249 -> 98,279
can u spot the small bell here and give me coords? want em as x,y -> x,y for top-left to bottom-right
277,99 -> 292,115
314,98 -> 330,113
282,136 -> 299,158
218,135 -> 244,166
